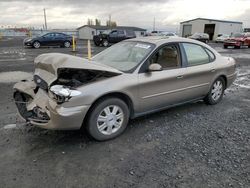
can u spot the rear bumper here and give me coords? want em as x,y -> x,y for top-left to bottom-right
14,80 -> 90,130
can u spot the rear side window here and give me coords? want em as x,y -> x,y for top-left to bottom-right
118,30 -> 125,35
205,48 -> 215,61
182,43 -> 210,66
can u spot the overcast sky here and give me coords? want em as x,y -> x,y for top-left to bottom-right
0,0 -> 250,31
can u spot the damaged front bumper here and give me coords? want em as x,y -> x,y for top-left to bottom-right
14,80 -> 90,130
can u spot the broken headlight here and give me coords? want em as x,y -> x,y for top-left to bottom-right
50,85 -> 82,104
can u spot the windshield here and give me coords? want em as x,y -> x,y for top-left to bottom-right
92,41 -> 154,72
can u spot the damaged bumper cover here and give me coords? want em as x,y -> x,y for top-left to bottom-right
14,80 -> 90,130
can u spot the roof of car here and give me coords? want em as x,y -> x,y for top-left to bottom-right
77,25 -> 146,31
127,36 -> 204,46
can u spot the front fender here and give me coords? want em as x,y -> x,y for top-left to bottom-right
13,80 -> 36,98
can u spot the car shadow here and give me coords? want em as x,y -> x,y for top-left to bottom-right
18,100 -> 208,146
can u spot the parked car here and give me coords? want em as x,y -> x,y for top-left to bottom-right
223,33 -> 250,49
14,37 -> 236,141
160,32 -> 177,37
215,34 -> 230,43
189,33 -> 209,43
23,32 -> 73,49
93,29 -> 136,47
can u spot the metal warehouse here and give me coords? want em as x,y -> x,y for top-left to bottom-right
77,25 -> 146,40
180,18 -> 243,40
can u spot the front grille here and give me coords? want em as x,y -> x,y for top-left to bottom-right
34,75 -> 48,90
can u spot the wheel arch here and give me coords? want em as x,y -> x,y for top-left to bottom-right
82,92 -> 135,128
218,75 -> 228,88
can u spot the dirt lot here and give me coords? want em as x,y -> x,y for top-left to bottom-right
0,37 -> 249,188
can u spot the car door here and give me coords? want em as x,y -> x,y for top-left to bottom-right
138,43 -> 186,113
117,30 -> 126,42
41,33 -> 55,46
54,33 -> 65,46
178,42 -> 216,101
108,30 -> 118,43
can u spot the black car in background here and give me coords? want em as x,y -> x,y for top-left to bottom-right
93,29 -> 136,47
23,32 -> 73,48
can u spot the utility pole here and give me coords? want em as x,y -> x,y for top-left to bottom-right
109,14 -> 111,28
43,8 -> 47,30
153,17 -> 155,31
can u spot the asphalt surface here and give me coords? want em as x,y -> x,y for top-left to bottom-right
0,37 -> 249,188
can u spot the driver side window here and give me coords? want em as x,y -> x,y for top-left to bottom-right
149,44 -> 180,69
110,30 -> 118,35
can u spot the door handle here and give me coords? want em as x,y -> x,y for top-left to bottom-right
177,75 -> 183,79
211,69 -> 216,72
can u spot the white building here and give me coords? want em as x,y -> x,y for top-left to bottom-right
180,18 -> 243,40
77,25 -> 146,40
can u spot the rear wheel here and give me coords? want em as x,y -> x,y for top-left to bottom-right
204,77 -> 225,105
33,41 -> 40,49
86,97 -> 129,141
224,45 -> 228,49
64,41 -> 71,48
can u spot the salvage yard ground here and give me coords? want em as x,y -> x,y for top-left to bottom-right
0,37 -> 249,188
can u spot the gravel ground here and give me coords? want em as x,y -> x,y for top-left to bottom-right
0,37 -> 249,188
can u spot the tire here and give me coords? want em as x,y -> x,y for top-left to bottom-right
86,97 -> 130,141
94,41 -> 100,46
224,45 -> 228,49
204,77 -> 225,105
64,41 -> 71,48
33,41 -> 40,49
248,45 -> 250,48
102,39 -> 109,47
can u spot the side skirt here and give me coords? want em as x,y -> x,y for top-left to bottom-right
131,97 -> 205,119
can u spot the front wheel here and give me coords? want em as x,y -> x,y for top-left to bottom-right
33,41 -> 40,49
86,98 -> 129,141
204,77 -> 225,105
102,39 -> 109,47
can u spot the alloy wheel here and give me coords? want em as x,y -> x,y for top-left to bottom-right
211,80 -> 223,101
64,41 -> 70,48
97,105 -> 124,135
33,42 -> 40,48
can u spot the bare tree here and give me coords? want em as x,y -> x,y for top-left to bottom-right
106,20 -> 117,27
95,19 -> 101,26
87,18 -> 94,26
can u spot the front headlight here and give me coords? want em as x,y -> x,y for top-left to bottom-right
26,38 -> 32,42
50,85 -> 82,104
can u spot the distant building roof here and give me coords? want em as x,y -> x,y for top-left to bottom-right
180,18 -> 242,24
77,25 -> 146,31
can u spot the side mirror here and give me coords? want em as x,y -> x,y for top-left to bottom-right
148,63 -> 162,72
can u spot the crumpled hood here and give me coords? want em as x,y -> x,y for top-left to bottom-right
34,53 -> 122,85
